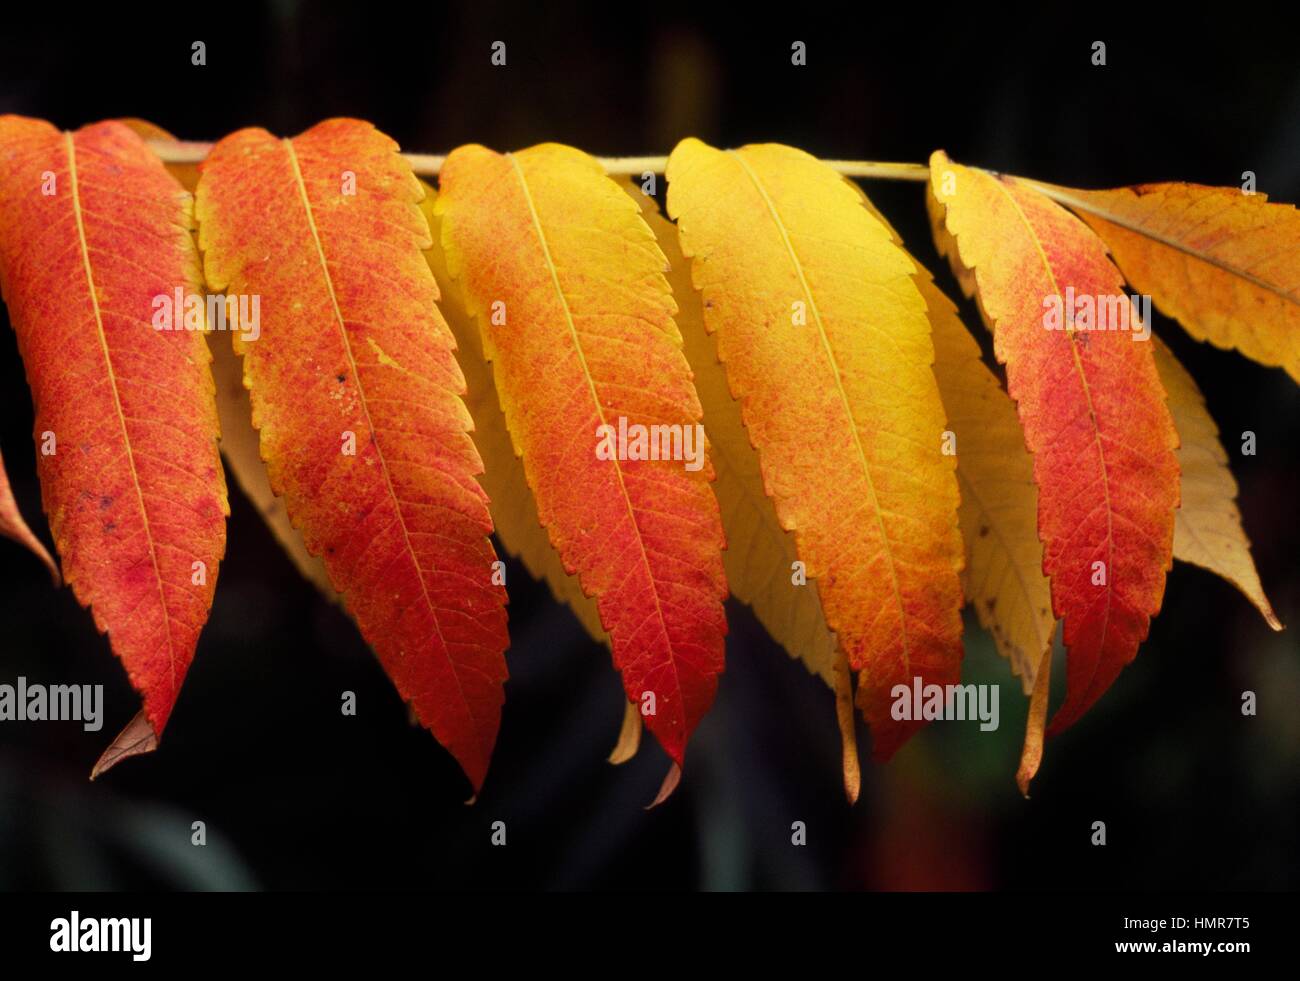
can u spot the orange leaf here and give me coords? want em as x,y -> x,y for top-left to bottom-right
417,181 -> 608,647
0,446 -> 58,583
0,116 -> 227,756
1038,181 -> 1300,381
929,150 -> 1179,737
208,333 -> 335,600
666,139 -> 964,759
195,120 -> 509,792
435,142 -> 728,766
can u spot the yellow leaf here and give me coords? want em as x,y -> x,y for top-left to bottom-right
927,182 -> 978,302
607,699 -> 643,765
928,279 -> 1055,693
1153,337 -> 1282,630
667,139 -> 964,759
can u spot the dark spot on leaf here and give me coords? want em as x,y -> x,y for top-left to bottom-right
99,495 -> 112,510
978,524 -> 990,537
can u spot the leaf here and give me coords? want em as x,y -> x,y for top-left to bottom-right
666,139 -> 965,760
607,699 -> 643,765
417,181 -> 607,646
0,446 -> 59,583
0,116 -> 228,757
929,150 -> 1180,737
89,709 -> 158,779
1153,337 -> 1282,629
927,184 -> 978,302
435,142 -> 728,766
1038,181 -> 1300,381
646,761 -> 682,809
121,123 -> 325,600
194,119 -> 509,792
424,179 -> 626,763
1016,646 -> 1053,796
869,182 -> 1054,693
633,181 -> 837,686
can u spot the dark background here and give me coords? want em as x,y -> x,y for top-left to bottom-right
0,6 -> 1296,890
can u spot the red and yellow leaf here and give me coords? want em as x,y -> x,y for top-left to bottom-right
667,139 -> 964,759
1038,181 -> 1300,381
929,150 -> 1179,737
421,179 -> 628,760
434,142 -> 728,766
0,116 -> 227,756
418,181 -> 607,647
195,119 -> 508,791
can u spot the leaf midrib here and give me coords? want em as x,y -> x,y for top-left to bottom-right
504,152 -> 685,714
67,131 -> 178,700
987,174 -> 1115,701
283,138 -> 480,741
727,149 -> 912,679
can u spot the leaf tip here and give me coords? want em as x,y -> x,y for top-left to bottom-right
1261,604 -> 1284,633
90,710 -> 158,780
644,761 -> 682,810
833,655 -> 862,804
607,700 -> 642,765
1017,647 -> 1053,796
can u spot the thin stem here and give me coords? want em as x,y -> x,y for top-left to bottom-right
147,138 -> 1096,211
147,138 -> 932,182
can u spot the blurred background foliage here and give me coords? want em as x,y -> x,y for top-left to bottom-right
0,4 -> 1296,890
